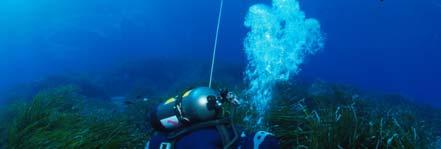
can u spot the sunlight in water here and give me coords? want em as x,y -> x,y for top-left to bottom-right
244,0 -> 324,117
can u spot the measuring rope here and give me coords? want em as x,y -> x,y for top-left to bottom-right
209,0 -> 224,88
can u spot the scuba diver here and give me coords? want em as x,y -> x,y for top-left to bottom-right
146,87 -> 280,149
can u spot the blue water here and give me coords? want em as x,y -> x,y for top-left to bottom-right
0,0 -> 440,106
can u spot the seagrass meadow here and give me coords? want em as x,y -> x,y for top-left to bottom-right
0,79 -> 440,149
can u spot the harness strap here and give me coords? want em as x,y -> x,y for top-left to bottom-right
223,120 -> 239,149
164,118 -> 239,149
216,125 -> 231,147
167,118 -> 230,140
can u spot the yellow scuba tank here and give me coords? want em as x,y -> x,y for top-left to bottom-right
151,87 -> 223,132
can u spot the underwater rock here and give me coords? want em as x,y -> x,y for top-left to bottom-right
111,96 -> 127,111
2,75 -> 109,104
308,80 -> 334,96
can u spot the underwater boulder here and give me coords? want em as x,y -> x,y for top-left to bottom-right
308,80 -> 334,97
111,96 -> 127,111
